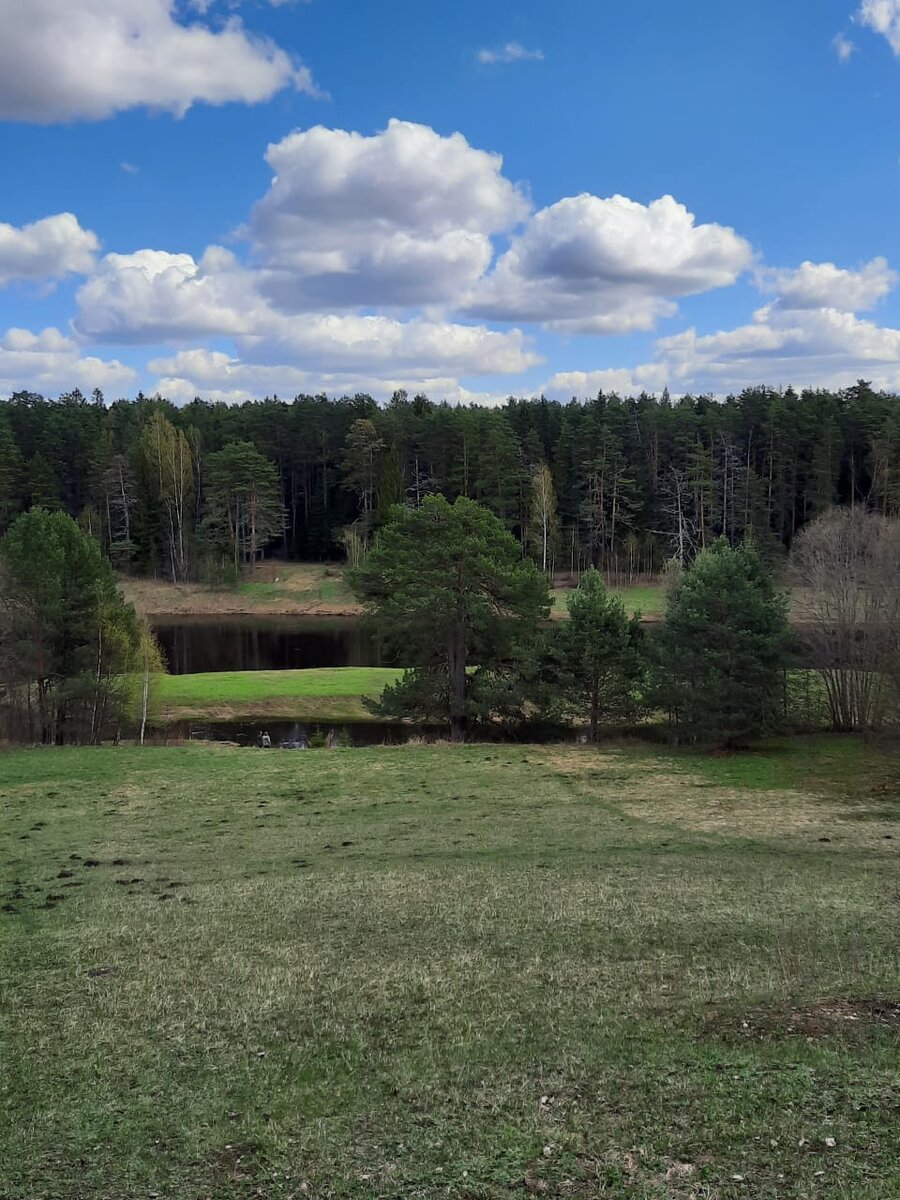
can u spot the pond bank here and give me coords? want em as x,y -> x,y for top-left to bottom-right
121,562 -> 667,622
120,562 -> 361,619
149,667 -> 402,723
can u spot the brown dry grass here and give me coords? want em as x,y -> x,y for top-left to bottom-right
120,562 -> 361,617
534,741 -> 900,842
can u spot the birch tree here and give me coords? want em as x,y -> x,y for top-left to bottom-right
529,463 -> 559,575
141,411 -> 193,582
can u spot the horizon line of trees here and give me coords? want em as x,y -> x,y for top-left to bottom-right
0,381 -> 897,580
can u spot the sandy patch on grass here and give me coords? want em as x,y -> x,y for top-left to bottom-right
535,748 -> 900,841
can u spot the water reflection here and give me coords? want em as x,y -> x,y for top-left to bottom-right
152,616 -> 390,674
165,719 -> 442,747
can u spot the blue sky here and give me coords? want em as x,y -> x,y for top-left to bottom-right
1,0 -> 900,403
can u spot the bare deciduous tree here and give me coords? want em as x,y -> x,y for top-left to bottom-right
658,466 -> 700,567
790,508 -> 900,730
529,463 -> 558,575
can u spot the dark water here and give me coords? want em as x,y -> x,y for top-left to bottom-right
163,719 -> 444,747
153,616 -> 389,674
158,718 -> 583,748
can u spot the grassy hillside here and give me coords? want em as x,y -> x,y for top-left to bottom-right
120,562 -> 358,618
1,736 -> 898,1197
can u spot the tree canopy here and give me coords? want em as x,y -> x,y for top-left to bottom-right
203,441 -> 284,574
350,495 -> 550,740
0,384 -> 897,580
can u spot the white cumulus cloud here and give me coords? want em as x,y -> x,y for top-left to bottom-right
466,193 -> 753,333
0,327 -> 135,396
250,119 -> 530,308
75,247 -> 268,342
0,0 -> 317,122
74,245 -> 540,378
650,304 -> 900,392
150,350 -> 514,406
544,258 -> 900,399
758,257 -> 896,312
238,313 -> 539,376
0,214 -> 99,287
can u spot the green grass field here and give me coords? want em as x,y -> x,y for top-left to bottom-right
552,583 -> 665,618
232,568 -> 355,608
1,735 -> 898,1198
149,667 -> 403,722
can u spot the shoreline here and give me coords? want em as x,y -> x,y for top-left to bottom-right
120,564 -> 666,622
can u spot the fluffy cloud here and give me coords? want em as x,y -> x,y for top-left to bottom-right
12,116 -> 898,405
758,257 -> 896,312
74,247 -> 267,342
150,349 -> 513,406
466,193 -> 753,333
0,0 -> 316,122
74,124 -> 753,352
857,0 -> 900,53
74,245 -> 539,377
653,305 -> 900,392
477,42 -> 544,65
543,366 -> 667,398
0,327 -> 135,396
240,314 -> 539,376
0,214 -> 99,287
545,282 -> 900,399
250,120 -> 529,308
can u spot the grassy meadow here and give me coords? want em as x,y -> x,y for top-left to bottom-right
149,667 -> 403,723
552,582 -> 666,619
2,736 -> 899,1198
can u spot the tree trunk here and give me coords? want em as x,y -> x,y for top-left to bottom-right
447,626 -> 466,742
140,664 -> 150,746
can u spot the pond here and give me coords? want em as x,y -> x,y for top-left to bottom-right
158,718 -> 584,748
160,719 -> 444,747
152,616 -> 390,674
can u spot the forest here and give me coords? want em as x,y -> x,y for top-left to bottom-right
1,381 -> 898,580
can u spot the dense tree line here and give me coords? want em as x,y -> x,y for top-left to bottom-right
355,501 -> 896,744
0,383 -> 897,577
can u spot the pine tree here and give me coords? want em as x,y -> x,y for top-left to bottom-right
0,412 -> 23,532
554,568 -> 644,740
203,441 -> 283,573
27,452 -> 61,510
350,496 -> 550,741
655,540 -> 791,745
0,508 -> 141,744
